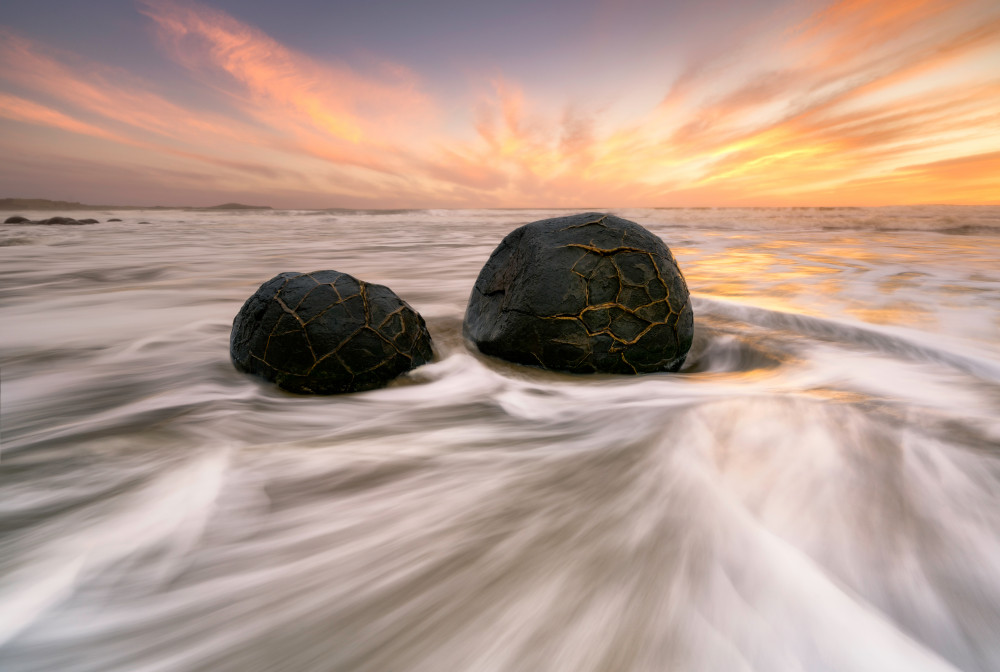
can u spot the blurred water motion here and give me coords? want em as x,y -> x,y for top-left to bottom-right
2,206 -> 1000,671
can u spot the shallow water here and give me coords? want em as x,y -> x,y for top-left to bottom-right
2,206 -> 1000,671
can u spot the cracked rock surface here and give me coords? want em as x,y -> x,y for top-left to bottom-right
231,270 -> 433,394
464,212 -> 693,374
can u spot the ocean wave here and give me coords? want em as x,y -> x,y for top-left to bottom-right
693,296 -> 1000,383
3,207 -> 1000,672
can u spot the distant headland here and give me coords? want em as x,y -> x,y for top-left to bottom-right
0,198 -> 272,211
198,203 -> 274,211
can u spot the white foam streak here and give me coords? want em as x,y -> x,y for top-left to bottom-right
2,207 -> 999,671
0,451 -> 230,647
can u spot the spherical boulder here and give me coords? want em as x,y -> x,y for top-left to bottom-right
464,212 -> 693,374
231,270 -> 433,394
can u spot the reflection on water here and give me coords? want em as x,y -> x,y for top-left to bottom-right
677,227 -> 1000,344
1,206 -> 1000,672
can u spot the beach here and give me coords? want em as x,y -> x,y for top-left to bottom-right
2,205 -> 1000,671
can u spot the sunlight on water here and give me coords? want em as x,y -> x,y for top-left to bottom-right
1,206 -> 1000,671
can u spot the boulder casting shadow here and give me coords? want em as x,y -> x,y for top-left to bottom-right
463,212 -> 693,374
231,270 -> 433,394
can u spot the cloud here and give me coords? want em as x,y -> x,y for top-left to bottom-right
822,150 -> 1000,204
137,0 -> 434,168
0,0 -> 998,206
0,19 -> 428,202
599,0 -> 1000,204
0,93 -> 125,143
0,29 -> 257,146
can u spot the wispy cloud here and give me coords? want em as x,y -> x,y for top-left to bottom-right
0,26 -> 312,196
138,0 -> 434,169
0,0 -> 997,206
0,93 -> 124,143
627,0 -> 1000,203
0,28 -> 257,146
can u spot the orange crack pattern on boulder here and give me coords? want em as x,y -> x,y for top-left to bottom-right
231,270 -> 432,394
464,212 -> 693,374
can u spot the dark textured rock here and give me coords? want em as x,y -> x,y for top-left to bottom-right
464,212 -> 693,374
3,215 -> 93,225
36,216 -> 88,225
107,218 -> 122,222
231,270 -> 433,394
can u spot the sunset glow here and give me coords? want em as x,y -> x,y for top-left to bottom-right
1,0 -> 998,207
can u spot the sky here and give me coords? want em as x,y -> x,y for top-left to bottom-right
0,0 -> 998,208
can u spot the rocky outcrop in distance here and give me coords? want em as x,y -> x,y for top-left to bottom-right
4,215 -> 100,225
0,198 -> 270,211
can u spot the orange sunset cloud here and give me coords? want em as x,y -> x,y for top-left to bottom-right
0,0 -> 997,207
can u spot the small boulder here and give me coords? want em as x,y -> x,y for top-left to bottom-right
464,212 -> 693,374
107,218 -> 122,222
37,216 -> 82,225
231,270 -> 433,394
78,218 -> 99,224
3,215 -> 30,224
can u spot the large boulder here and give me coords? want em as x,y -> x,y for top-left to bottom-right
231,270 -> 433,394
464,212 -> 693,374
